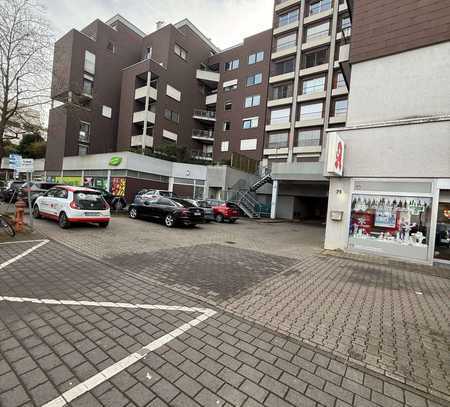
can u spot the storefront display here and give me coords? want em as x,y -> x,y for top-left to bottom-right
348,194 -> 432,261
434,199 -> 450,262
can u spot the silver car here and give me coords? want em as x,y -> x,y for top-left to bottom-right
186,199 -> 214,222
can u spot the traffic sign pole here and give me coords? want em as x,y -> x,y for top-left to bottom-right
27,171 -> 33,229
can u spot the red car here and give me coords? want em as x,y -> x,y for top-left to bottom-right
207,200 -> 240,223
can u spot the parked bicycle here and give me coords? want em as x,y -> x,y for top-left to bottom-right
0,214 -> 15,237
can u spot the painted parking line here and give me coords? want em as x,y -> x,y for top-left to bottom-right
0,296 -> 217,407
0,239 -> 49,270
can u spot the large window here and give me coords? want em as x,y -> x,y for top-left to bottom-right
276,33 -> 297,52
248,52 -> 264,65
272,83 -> 293,100
245,95 -> 261,108
297,129 -> 321,146
82,74 -> 94,96
335,72 -> 346,89
267,132 -> 289,149
78,144 -> 88,156
164,108 -> 180,123
224,101 -> 232,111
308,0 -> 332,16
225,59 -> 239,71
334,99 -> 348,115
246,73 -> 263,87
84,51 -> 96,75
278,9 -> 299,27
79,121 -> 90,143
299,102 -> 323,120
435,198 -> 450,261
305,21 -> 330,42
274,59 -> 295,76
242,117 -> 259,129
302,76 -> 325,95
270,108 -> 290,124
302,48 -> 329,69
174,44 -> 187,60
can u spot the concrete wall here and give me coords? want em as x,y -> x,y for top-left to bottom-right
347,42 -> 450,125
276,196 -> 295,220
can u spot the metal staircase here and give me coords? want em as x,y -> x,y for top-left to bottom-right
235,170 -> 273,219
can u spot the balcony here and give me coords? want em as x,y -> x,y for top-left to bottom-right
271,161 -> 326,181
133,110 -> 156,124
131,135 -> 154,148
273,20 -> 299,36
271,45 -> 297,60
135,85 -> 158,101
269,71 -> 295,84
196,69 -> 220,86
192,151 -> 213,161
205,93 -> 217,105
275,0 -> 300,12
339,43 -> 351,87
193,109 -> 216,122
192,129 -> 214,143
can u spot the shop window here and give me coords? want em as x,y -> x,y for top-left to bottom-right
434,196 -> 450,261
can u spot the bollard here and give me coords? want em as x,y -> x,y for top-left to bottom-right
15,197 -> 26,233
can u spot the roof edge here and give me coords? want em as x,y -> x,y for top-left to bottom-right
174,18 -> 220,53
105,14 -> 146,37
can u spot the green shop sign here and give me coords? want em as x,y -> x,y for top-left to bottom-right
109,156 -> 123,166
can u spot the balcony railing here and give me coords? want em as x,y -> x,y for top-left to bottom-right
192,129 -> 214,139
192,151 -> 213,160
193,109 -> 216,120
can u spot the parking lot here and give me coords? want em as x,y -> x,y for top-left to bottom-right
0,211 -> 449,406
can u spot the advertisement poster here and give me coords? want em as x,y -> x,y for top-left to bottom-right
375,211 -> 397,228
111,177 -> 126,197
55,176 -> 82,186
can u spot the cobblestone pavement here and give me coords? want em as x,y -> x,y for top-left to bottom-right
1,239 -> 448,407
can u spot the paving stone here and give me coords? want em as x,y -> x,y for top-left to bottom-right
218,384 -> 247,406
195,389 -> 225,407
126,382 -> 156,407
174,374 -> 202,398
324,381 -> 354,404
342,378 -> 371,399
197,371 -> 224,393
240,379 -> 268,403
218,367 -> 245,387
384,382 -> 405,403
404,391 -> 427,407
260,375 -> 288,398
371,391 -> 404,407
171,393 -> 201,407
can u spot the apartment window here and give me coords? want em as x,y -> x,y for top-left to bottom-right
221,141 -> 229,152
308,0 -> 332,16
274,58 -> 295,75
224,101 -> 232,111
267,132 -> 289,149
164,108 -> 180,123
245,95 -> 261,108
302,48 -> 329,69
240,138 -> 257,151
299,102 -> 323,120
334,98 -> 348,115
79,121 -> 90,143
107,41 -> 117,53
242,117 -> 259,129
339,15 -> 351,32
82,74 -> 94,96
297,155 -> 320,163
102,105 -> 112,119
276,33 -> 297,52
335,72 -> 346,88
302,76 -> 325,95
246,73 -> 262,87
305,21 -> 330,42
278,9 -> 299,27
84,50 -> 96,75
272,83 -> 293,100
225,59 -> 239,71
297,129 -> 321,146
146,47 -> 152,59
174,43 -> 187,60
78,144 -> 88,156
248,51 -> 264,65
223,79 -> 238,92
223,121 -> 231,131
270,108 -> 290,124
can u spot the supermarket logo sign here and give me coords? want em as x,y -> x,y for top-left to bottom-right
327,132 -> 345,176
109,156 -> 123,166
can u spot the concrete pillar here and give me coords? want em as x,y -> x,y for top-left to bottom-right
168,177 -> 175,192
270,180 -> 279,219
106,170 -> 111,192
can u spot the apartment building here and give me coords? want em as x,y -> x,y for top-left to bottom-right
323,0 -> 450,265
265,0 -> 351,220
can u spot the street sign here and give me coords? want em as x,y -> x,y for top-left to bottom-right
20,158 -> 34,173
9,154 -> 22,170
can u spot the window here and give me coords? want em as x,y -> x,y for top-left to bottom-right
297,155 -> 320,163
267,133 -> 289,149
223,79 -> 238,92
54,189 -> 68,199
270,108 -> 290,124
305,21 -> 330,42
302,76 -> 325,95
107,41 -> 117,53
308,0 -> 332,16
335,72 -> 346,88
334,99 -> 348,115
299,102 -> 323,120
272,84 -> 293,99
339,15 -> 352,32
221,141 -> 229,152
248,51 -> 264,65
274,59 -> 295,75
246,73 -> 262,87
278,9 -> 299,27
224,101 -> 232,111
240,139 -> 257,151
102,105 -> 112,119
302,48 -> 328,69
174,43 -> 187,60
225,59 -> 239,71
242,117 -> 259,129
245,95 -> 261,108
164,108 -> 180,123
166,85 -> 181,102
276,33 -> 297,51
297,129 -> 321,146
84,51 -> 96,74
79,121 -> 90,143
82,75 -> 94,96
146,47 -> 152,59
163,129 -> 178,142
78,144 -> 88,156
223,121 -> 231,131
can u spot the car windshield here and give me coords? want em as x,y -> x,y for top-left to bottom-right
197,201 -> 211,208
159,191 -> 172,197
74,191 -> 107,210
171,198 -> 196,208
226,202 -> 239,209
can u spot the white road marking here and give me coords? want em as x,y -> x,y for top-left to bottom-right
0,239 -> 49,245
0,240 -> 49,270
0,296 -> 216,407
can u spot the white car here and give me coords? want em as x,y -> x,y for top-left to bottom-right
33,186 -> 111,229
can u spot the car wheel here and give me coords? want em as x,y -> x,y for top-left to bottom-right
164,214 -> 175,228
99,222 -> 109,228
129,208 -> 138,219
32,205 -> 41,219
215,214 -> 224,223
58,212 -> 70,229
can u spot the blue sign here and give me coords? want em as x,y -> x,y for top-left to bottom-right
8,154 -> 22,170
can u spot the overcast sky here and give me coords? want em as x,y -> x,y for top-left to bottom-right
41,0 -> 274,50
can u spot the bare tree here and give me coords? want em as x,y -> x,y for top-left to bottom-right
0,0 -> 52,160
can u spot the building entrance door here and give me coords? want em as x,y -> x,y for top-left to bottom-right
434,190 -> 450,262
